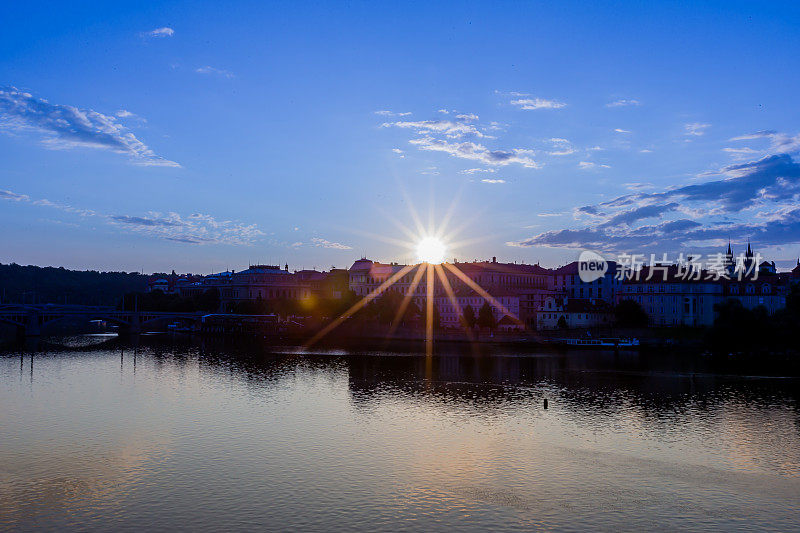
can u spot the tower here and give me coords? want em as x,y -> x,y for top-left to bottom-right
743,240 -> 755,275
724,241 -> 735,278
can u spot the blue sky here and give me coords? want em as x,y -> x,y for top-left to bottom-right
2,1 -> 800,273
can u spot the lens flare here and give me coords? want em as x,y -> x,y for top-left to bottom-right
303,189 -> 523,356
416,236 -> 446,264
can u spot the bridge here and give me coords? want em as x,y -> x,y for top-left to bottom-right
0,304 -> 206,336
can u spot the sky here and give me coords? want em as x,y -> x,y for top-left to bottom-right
1,1 -> 800,274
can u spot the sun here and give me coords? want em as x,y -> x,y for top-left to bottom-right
416,236 -> 447,264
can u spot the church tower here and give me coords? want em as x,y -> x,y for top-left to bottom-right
742,240 -> 756,277
724,241 -> 735,278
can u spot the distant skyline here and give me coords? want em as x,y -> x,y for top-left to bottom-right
2,1 -> 800,273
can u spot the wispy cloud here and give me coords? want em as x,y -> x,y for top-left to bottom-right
614,128 -> 631,134
510,97 -> 566,110
110,214 -> 182,227
729,130 -> 800,155
685,122 -> 710,136
579,161 -> 610,169
0,189 -> 29,201
379,106 -> 540,168
143,27 -> 174,38
107,212 -> 264,246
481,178 -> 506,184
460,168 -> 496,174
606,99 -> 641,108
409,137 -> 540,168
32,198 -> 95,217
508,153 -> 800,253
110,212 -> 263,245
548,137 -> 576,156
195,66 -> 234,78
0,86 -> 180,167
310,237 -> 352,250
624,182 -> 654,191
722,146 -> 759,158
381,119 -> 488,139
421,166 -> 439,175
374,110 -> 411,117
1,187 -> 263,245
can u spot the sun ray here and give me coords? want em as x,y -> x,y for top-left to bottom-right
444,234 -> 495,252
434,184 -> 465,240
304,263 -> 418,348
427,182 -> 435,236
395,178 -> 427,237
443,262 -> 525,328
373,207 -> 420,244
439,203 -> 492,245
434,264 -> 476,343
425,263 -> 434,357
385,263 -> 426,340
345,226 -> 415,251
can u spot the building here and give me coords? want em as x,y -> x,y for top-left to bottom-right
312,268 -> 350,299
617,266 -> 724,327
435,288 -> 520,330
348,258 -> 423,298
446,258 -> 553,329
551,261 -> 621,304
348,257 -> 551,329
536,297 -> 614,330
147,270 -> 204,294
185,265 -> 348,312
725,274 -> 788,315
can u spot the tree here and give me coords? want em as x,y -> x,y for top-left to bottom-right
557,315 -> 568,329
461,304 -> 476,330
477,301 -> 496,332
615,300 -> 648,328
1,262 -> 147,307
707,299 -> 774,354
371,290 -> 404,325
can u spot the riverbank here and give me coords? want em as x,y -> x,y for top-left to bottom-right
5,331 -> 800,377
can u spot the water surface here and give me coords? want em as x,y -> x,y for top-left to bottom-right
2,336 -> 799,531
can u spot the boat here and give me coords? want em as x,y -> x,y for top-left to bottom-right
552,337 -> 639,348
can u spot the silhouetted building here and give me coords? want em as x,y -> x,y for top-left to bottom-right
537,296 -> 614,330
551,261 -> 621,304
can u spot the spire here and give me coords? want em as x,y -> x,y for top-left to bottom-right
746,240 -> 752,257
727,240 -> 732,256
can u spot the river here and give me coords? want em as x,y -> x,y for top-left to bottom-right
1,335 -> 799,531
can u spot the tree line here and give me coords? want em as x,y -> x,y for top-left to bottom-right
0,263 -> 148,306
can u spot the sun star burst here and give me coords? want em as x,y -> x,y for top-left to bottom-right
416,236 -> 447,264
